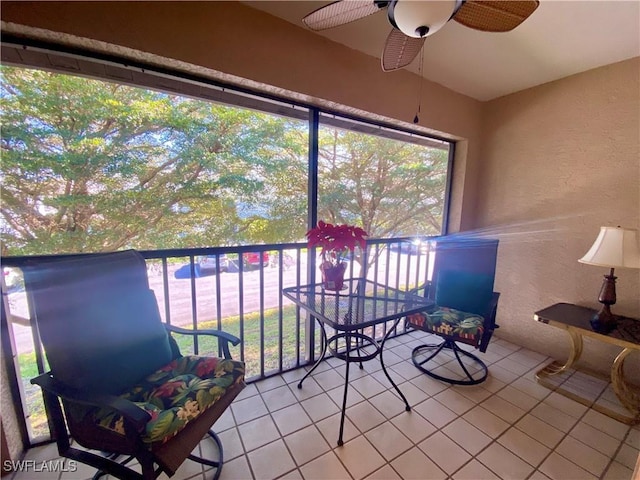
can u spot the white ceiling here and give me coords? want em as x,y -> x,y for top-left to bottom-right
244,1 -> 640,101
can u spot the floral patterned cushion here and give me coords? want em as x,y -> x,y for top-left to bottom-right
93,356 -> 245,446
407,307 -> 485,346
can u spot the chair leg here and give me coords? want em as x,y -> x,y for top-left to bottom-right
188,429 -> 224,480
412,339 -> 488,386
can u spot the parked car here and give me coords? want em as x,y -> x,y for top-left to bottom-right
198,254 -> 229,273
242,251 -> 269,268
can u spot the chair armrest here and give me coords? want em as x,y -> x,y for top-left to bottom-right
407,281 -> 432,298
31,373 -> 150,433
486,292 -> 501,327
164,324 -> 241,359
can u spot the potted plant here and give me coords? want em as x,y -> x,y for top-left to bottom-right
306,221 -> 368,290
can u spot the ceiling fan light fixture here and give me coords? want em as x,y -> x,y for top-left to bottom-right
388,0 -> 463,38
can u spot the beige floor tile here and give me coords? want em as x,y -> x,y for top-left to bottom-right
260,385 -> 298,412
481,395 -> 526,424
581,409 -> 629,440
346,400 -> 387,433
615,444 -> 640,470
231,394 -> 269,425
442,418 -> 492,455
350,375 -> 387,399
434,388 -> 476,415
556,435 -> 610,476
365,422 -> 413,461
542,392 -> 589,419
325,383 -> 366,409
283,425 -> 330,466
316,412 -> 359,447
454,384 -> 493,404
494,357 -> 532,376
395,380 -> 430,407
510,377 -> 551,401
413,397 -> 458,428
506,349 -> 548,367
451,459 -> 500,480
528,470 -> 552,480
390,449 -> 447,480
497,427 -> 551,467
300,392 -> 341,422
271,403 -> 312,436
299,452 -> 350,480
625,427 -> 640,448
409,374 -> 449,396
255,375 -> 286,393
419,431 -> 471,475
246,440 -> 295,480
539,452 -> 597,480
335,435 -> 386,480
364,464 -> 401,480
238,415 -> 281,452
602,461 -> 634,480
214,408 -> 237,433
529,402 -> 578,433
569,420 -> 621,457
389,360 -> 423,381
488,364 -> 520,384
278,469 -> 303,480
462,405 -> 510,439
215,427 -> 245,461
217,456 -> 253,480
290,377 -> 324,401
514,414 -> 565,449
390,410 -> 437,444
236,383 -> 259,401
369,389 -> 407,418
496,385 -> 540,411
482,374 -> 508,393
58,459 -> 103,480
311,368 -> 344,391
477,442 -> 534,479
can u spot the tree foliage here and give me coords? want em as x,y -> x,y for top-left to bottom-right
1,66 -> 449,256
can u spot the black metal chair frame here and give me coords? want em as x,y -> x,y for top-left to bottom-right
411,292 -> 500,385
408,237 -> 500,386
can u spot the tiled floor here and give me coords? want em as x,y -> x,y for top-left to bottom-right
12,332 -> 640,480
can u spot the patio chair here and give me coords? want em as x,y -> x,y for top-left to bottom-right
24,250 -> 245,480
406,237 -> 500,385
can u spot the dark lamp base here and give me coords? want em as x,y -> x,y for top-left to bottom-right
590,304 -> 617,334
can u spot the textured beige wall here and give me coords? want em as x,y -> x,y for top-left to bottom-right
476,58 -> 640,378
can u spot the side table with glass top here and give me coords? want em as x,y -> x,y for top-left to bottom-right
534,302 -> 640,424
282,278 -> 433,446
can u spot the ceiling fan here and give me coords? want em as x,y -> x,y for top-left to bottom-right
302,0 -> 540,72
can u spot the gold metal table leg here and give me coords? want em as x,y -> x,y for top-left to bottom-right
536,328 -> 583,379
611,348 -> 640,422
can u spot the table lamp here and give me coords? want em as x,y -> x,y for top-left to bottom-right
578,226 -> 640,333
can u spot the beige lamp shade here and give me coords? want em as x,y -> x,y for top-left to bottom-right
579,226 -> 640,269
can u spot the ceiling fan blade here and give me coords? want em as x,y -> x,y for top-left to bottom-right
381,28 -> 425,72
303,0 -> 384,31
453,0 -> 539,32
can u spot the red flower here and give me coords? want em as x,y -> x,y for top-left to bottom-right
306,221 -> 368,258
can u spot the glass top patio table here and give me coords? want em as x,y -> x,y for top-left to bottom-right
282,278 -> 433,331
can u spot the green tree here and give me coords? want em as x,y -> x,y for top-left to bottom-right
317,128 -> 448,238
0,67 -> 294,254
